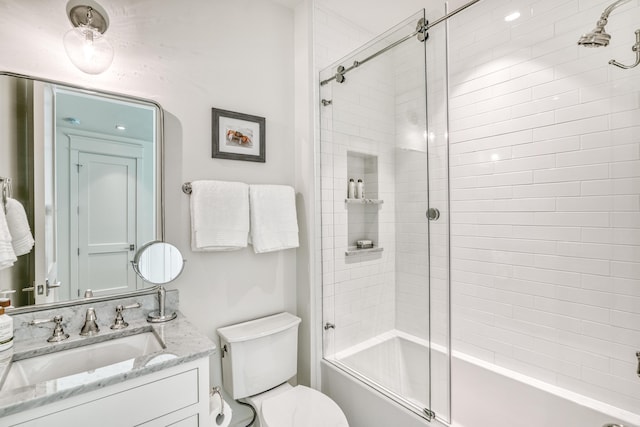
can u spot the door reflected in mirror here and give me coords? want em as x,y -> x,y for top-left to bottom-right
132,241 -> 185,285
55,89 -> 157,301
0,73 -> 162,308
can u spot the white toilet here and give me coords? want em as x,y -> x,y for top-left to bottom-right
217,312 -> 349,427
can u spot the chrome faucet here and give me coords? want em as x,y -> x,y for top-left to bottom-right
80,307 -> 100,336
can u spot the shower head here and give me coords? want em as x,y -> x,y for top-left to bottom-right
577,22 -> 611,48
577,0 -> 640,69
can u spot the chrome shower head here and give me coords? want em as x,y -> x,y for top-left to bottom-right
577,24 -> 611,47
576,0 -> 640,69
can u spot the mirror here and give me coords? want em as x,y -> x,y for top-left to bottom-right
132,241 -> 185,285
0,71 -> 164,310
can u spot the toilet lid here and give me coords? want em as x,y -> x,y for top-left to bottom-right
262,385 -> 349,427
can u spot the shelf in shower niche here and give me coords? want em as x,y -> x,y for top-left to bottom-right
344,198 -> 384,205
345,246 -> 384,257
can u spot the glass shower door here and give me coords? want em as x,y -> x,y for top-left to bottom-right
319,9 -> 450,422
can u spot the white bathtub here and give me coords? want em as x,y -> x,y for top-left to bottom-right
322,331 -> 640,427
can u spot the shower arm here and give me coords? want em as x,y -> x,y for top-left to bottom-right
600,0 -> 633,21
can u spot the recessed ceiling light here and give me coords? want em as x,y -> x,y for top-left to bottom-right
63,117 -> 81,125
115,124 -> 126,131
504,11 -> 520,22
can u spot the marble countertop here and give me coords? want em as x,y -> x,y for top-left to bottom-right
0,311 -> 216,417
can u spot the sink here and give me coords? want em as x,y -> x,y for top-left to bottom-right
1,330 -> 165,391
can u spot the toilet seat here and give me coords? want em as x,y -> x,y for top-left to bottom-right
261,385 -> 349,427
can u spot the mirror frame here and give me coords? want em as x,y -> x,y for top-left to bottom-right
1,71 -> 166,315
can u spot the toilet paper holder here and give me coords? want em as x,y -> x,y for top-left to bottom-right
211,386 -> 225,425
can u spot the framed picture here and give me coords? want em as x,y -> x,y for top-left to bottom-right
212,108 -> 266,163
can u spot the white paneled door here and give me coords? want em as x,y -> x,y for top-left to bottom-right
75,152 -> 138,297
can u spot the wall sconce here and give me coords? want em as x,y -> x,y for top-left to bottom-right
63,2 -> 114,74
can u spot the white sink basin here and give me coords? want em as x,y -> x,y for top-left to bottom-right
2,331 -> 165,391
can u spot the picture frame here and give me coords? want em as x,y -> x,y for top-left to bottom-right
211,108 -> 266,163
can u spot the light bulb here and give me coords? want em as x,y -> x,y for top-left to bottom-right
63,25 -> 113,74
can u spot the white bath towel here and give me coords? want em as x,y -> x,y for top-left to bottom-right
249,185 -> 299,254
0,205 -> 17,271
5,198 -> 34,256
190,180 -> 249,251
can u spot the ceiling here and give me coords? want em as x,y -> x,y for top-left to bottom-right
56,90 -> 155,142
314,0 -> 477,35
271,0 -> 304,9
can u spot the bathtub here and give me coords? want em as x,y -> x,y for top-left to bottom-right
321,331 -> 640,427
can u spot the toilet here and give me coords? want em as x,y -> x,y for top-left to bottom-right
217,312 -> 349,427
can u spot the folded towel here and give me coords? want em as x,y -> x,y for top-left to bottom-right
190,180 -> 249,251
0,205 -> 17,271
249,185 -> 299,254
5,198 -> 34,256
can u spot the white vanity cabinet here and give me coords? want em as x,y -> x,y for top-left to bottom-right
2,357 -> 210,427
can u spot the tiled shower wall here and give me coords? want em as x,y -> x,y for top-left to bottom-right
448,0 -> 640,412
393,33 -> 432,343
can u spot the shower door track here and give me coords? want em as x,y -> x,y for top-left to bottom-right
319,0 -> 481,86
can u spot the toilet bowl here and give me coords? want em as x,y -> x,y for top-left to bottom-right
217,312 -> 349,427
245,383 -> 348,427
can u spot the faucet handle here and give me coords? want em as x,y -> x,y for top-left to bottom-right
111,303 -> 141,330
30,314 -> 70,343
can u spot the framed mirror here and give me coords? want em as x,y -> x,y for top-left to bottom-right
0,71 -> 164,310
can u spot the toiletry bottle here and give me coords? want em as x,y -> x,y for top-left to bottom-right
348,179 -> 355,199
0,290 -> 14,309
356,179 -> 365,199
0,306 -> 13,352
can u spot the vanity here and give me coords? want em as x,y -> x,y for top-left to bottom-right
0,288 -> 216,426
0,72 -> 216,425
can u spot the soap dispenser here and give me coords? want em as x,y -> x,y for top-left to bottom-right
0,290 -> 15,309
0,305 -> 13,352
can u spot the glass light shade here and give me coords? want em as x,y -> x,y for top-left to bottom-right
63,26 -> 114,74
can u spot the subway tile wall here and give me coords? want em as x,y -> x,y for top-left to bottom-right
448,0 -> 640,412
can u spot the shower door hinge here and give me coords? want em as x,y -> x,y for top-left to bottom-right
423,408 -> 436,421
416,18 -> 429,43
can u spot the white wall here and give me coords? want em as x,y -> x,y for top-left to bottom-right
448,0 -> 640,413
0,1 -> 296,424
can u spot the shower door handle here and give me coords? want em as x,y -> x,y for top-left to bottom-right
427,208 -> 440,221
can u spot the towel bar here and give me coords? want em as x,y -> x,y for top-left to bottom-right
182,182 -> 192,195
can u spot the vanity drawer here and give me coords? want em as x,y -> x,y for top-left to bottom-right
9,363 -> 204,427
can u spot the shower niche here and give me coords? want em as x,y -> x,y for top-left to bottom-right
345,151 -> 383,256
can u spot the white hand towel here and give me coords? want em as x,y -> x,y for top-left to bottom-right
190,180 -> 249,251
0,205 -> 17,270
5,198 -> 34,256
249,185 -> 299,254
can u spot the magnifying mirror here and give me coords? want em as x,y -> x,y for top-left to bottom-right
132,241 -> 185,285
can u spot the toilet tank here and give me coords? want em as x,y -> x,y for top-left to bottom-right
217,312 -> 302,399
